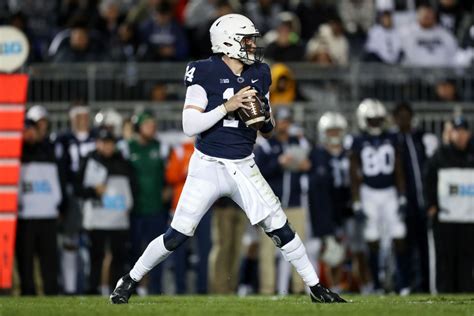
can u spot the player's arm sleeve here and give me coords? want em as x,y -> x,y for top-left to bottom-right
182,106 -> 227,137
183,83 -> 228,136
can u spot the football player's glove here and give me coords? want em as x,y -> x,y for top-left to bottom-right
352,201 -> 367,223
398,195 -> 407,219
255,92 -> 270,120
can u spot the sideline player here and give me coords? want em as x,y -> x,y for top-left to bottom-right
349,99 -> 408,293
110,14 -> 345,304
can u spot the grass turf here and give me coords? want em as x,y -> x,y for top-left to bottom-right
1,295 -> 473,316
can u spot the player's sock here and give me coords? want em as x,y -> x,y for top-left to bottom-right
395,240 -> 410,291
129,235 -> 171,282
280,234 -> 319,287
62,249 -> 78,294
368,244 -> 381,289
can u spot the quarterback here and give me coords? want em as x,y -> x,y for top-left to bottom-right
110,14 -> 345,304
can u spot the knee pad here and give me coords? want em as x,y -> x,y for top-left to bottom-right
163,228 -> 189,251
265,221 -> 295,248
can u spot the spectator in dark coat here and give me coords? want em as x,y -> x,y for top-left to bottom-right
52,22 -> 105,62
264,13 -> 305,62
138,0 -> 189,61
17,119 -> 64,295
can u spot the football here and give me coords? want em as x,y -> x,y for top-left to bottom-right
236,93 -> 266,130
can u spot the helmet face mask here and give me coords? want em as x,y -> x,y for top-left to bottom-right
210,14 -> 264,65
325,128 -> 345,146
356,99 -> 387,136
366,117 -> 385,135
237,34 -> 264,65
318,112 -> 347,148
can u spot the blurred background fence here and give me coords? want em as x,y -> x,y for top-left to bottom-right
25,62 -> 474,140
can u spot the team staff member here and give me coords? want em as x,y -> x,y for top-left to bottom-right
393,102 -> 438,293
255,107 -> 310,295
165,136 -> 212,294
424,117 -> 474,293
17,119 -> 63,295
78,128 -> 135,295
55,103 -> 96,294
120,110 -> 168,295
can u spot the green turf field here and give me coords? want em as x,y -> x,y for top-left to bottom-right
1,295 -> 473,316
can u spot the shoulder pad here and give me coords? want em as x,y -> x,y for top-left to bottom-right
184,58 -> 213,87
256,62 -> 272,90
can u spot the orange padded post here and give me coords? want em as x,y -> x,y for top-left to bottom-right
0,73 -> 28,291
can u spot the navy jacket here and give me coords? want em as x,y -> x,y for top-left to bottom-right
254,136 -> 308,208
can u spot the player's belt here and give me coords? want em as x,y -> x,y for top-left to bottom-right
194,148 -> 254,163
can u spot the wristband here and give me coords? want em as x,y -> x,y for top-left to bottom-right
218,104 -> 228,115
259,118 -> 275,133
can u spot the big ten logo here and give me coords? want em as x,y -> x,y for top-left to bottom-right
0,26 -> 29,72
22,180 -> 52,194
449,184 -> 474,197
102,194 -> 127,211
0,41 -> 23,56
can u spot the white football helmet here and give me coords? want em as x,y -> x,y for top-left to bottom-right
94,108 -> 123,138
356,99 -> 387,135
27,104 -> 48,122
318,111 -> 348,145
210,14 -> 262,65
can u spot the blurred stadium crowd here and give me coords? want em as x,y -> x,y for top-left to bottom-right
3,0 -> 474,298
1,0 -> 474,66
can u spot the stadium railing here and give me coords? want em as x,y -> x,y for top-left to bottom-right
38,101 -> 474,141
26,63 -> 474,103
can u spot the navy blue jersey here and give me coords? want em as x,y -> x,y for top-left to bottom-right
254,136 -> 306,208
308,146 -> 351,236
351,131 -> 399,189
184,55 -> 272,159
327,148 -> 352,219
397,129 -> 429,210
54,130 -> 97,184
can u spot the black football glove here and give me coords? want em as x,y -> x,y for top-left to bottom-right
352,201 -> 367,223
398,195 -> 407,220
256,92 -> 271,121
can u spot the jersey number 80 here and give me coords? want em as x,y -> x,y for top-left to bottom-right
361,144 -> 395,177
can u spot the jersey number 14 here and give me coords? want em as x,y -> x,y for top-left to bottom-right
222,88 -> 239,128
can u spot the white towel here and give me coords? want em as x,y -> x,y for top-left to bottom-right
220,159 -> 279,225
